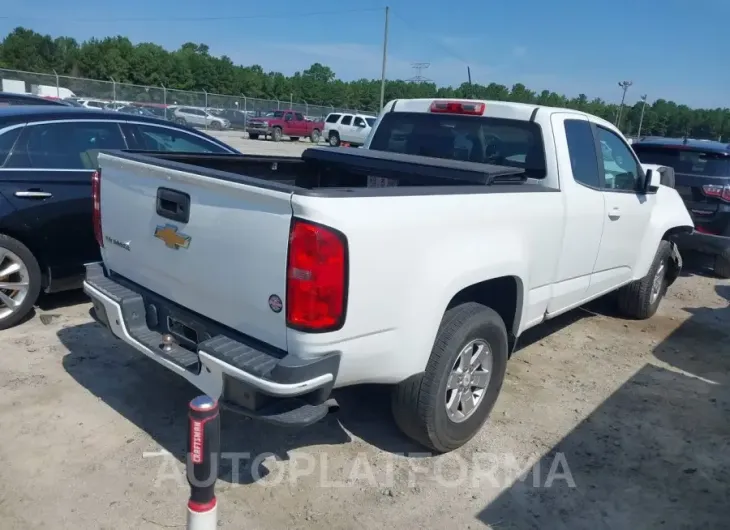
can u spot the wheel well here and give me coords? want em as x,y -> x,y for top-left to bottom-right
330,130 -> 339,137
662,227 -> 690,286
446,276 -> 520,344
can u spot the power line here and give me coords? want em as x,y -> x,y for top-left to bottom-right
0,7 -> 385,22
390,10 -> 471,65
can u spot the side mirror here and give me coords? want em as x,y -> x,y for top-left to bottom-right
644,169 -> 661,192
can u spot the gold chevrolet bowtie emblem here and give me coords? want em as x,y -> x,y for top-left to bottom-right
154,224 -> 191,250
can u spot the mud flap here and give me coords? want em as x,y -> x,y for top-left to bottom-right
667,240 -> 683,285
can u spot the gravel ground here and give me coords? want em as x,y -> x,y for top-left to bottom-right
0,137 -> 728,529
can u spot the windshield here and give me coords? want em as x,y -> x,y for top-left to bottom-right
263,111 -> 284,118
369,111 -> 546,178
634,145 -> 730,176
366,118 -> 376,127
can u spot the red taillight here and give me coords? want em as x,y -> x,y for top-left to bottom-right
286,219 -> 347,332
91,170 -> 103,247
701,184 -> 730,202
429,100 -> 485,115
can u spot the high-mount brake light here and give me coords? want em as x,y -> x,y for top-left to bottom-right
286,219 -> 348,332
702,183 -> 730,203
429,100 -> 485,115
91,170 -> 103,247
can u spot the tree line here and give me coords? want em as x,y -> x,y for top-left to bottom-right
1,26 -> 728,139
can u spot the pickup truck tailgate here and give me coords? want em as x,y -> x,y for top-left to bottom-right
97,153 -> 293,351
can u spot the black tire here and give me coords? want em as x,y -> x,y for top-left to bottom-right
272,127 -> 283,142
210,121 -> 222,131
658,166 -> 675,188
0,234 -> 42,331
617,240 -> 672,319
310,129 -> 321,143
174,118 -> 186,126
391,302 -> 508,453
289,136 -> 300,142
329,131 -> 341,147
714,249 -> 730,278
248,133 -> 259,140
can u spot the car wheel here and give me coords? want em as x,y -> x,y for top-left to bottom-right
714,249 -> 730,278
0,235 -> 42,331
329,131 -> 341,147
175,118 -> 186,126
391,302 -> 508,453
617,240 -> 671,319
310,129 -> 321,143
248,133 -> 259,140
210,121 -> 222,131
272,127 -> 283,142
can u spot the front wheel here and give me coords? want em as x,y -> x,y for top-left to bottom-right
391,302 -> 508,453
272,127 -> 283,142
617,240 -> 672,319
174,118 -> 186,126
209,121 -> 222,131
0,235 -> 42,330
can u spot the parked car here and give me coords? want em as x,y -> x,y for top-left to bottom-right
0,92 -> 72,107
85,98 -> 692,452
323,112 -> 377,146
214,109 -> 248,130
117,105 -> 158,118
74,99 -> 108,110
633,137 -> 730,277
104,102 -> 128,111
246,110 -> 323,142
173,107 -> 229,130
0,106 -> 238,329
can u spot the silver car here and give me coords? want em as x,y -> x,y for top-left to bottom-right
173,106 -> 229,130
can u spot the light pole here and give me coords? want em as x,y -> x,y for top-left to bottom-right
616,80 -> 633,130
637,94 -> 648,139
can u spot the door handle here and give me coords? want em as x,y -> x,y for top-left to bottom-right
608,207 -> 621,220
15,190 -> 53,199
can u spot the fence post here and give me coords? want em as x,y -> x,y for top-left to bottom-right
203,90 -> 208,129
161,83 -> 167,107
109,77 -> 116,102
275,98 -> 280,110
241,93 -> 247,114
303,100 -> 308,116
52,70 -> 60,98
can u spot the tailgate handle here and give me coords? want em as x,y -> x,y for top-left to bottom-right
156,187 -> 190,224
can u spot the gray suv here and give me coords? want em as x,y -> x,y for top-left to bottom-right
173,106 -> 229,130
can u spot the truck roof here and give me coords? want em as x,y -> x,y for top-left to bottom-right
385,98 -> 618,131
634,136 -> 730,153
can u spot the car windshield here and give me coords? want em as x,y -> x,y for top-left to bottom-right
366,118 -> 376,127
369,111 -> 547,178
634,145 -> 730,176
263,111 -> 284,118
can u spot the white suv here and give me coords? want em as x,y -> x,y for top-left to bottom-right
324,112 -> 377,146
173,107 -> 230,130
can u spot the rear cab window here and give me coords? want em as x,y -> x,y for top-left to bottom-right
633,145 -> 730,176
369,111 -> 547,179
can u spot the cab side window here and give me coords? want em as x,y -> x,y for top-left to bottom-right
564,119 -> 600,188
340,115 -> 352,126
596,127 -> 642,192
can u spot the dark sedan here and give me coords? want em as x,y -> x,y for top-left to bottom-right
0,106 -> 238,329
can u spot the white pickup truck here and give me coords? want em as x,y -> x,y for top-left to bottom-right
84,99 -> 693,452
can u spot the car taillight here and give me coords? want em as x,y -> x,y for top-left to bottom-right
91,170 -> 103,247
286,219 -> 347,332
429,100 -> 485,115
701,184 -> 730,202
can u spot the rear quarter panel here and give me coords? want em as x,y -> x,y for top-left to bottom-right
289,190 -> 564,386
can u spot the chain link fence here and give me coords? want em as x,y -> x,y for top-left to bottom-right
0,68 -> 375,123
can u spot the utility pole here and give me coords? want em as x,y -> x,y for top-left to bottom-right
379,6 -> 390,111
616,80 -> 633,130
637,94 -> 648,139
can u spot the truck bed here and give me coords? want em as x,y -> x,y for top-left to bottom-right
105,147 -> 555,197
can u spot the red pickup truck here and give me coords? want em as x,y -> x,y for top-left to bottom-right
246,110 -> 323,143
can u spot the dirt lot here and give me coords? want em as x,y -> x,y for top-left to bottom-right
0,138 -> 728,529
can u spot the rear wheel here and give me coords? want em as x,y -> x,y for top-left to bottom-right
272,127 -> 283,142
391,302 -> 508,453
0,235 -> 42,331
210,121 -> 222,131
248,133 -> 259,140
329,131 -> 341,147
310,129 -> 321,143
617,240 -> 671,319
714,249 -> 730,278
174,118 -> 186,126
